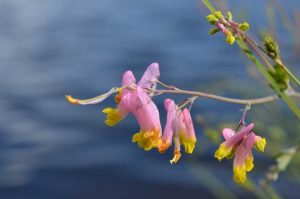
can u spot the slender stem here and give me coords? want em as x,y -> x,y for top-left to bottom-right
241,104 -> 251,125
157,80 -> 179,90
154,89 -> 281,105
243,35 -> 274,71
177,97 -> 198,111
202,0 -> 216,12
235,105 -> 250,131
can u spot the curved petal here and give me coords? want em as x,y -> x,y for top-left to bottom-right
130,87 -> 161,131
254,134 -> 266,152
225,123 -> 254,147
137,63 -> 160,89
122,70 -> 136,86
174,109 -> 196,154
175,110 -> 186,134
233,132 -> 256,167
222,128 -> 235,140
129,87 -> 151,112
183,109 -> 196,139
232,132 -> 256,183
163,99 -> 176,140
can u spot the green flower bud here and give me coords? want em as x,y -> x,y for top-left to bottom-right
264,35 -> 280,59
206,14 -> 218,25
226,11 -> 233,21
209,28 -> 220,35
214,11 -> 224,20
239,22 -> 250,31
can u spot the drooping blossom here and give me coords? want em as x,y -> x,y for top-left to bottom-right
214,123 -> 266,183
67,63 -> 162,151
158,98 -> 197,164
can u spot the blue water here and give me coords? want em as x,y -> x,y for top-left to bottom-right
0,0 -> 299,198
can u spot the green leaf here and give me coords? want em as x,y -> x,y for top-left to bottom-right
276,146 -> 299,171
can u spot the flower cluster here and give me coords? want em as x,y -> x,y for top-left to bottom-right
215,123 -> 266,183
206,11 -> 249,45
66,63 -> 197,163
159,98 -> 197,164
66,63 -> 266,183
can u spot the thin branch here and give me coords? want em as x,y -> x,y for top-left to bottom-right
153,88 -> 300,105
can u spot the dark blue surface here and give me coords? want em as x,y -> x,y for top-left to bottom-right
0,0 -> 299,198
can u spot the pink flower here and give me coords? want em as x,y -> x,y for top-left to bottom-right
66,63 -> 162,151
215,123 -> 266,183
158,99 -> 176,153
158,98 -> 197,164
103,63 -> 162,151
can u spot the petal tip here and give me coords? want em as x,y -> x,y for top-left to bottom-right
65,95 -> 79,104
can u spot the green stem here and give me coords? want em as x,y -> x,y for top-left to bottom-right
202,0 -> 216,12
277,60 -> 300,87
236,40 -> 300,120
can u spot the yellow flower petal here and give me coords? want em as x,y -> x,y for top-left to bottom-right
102,107 -> 123,126
214,143 -> 232,161
233,165 -> 247,184
225,31 -> 235,45
245,155 -> 254,172
157,140 -> 171,154
132,130 -> 161,151
182,139 -> 196,154
179,131 -> 196,154
65,95 -> 79,104
254,137 -> 266,152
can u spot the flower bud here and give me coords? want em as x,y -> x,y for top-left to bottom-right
239,22 -> 250,31
264,35 -> 280,59
214,11 -> 223,20
209,28 -> 220,35
226,11 -> 233,21
206,14 -> 218,25
225,31 -> 235,45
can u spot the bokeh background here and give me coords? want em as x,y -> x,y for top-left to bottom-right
1,0 -> 300,198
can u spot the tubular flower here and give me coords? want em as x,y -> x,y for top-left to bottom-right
158,99 -> 176,154
110,63 -> 162,151
158,98 -> 197,164
214,123 -> 266,183
102,70 -> 136,127
66,63 -> 162,151
130,86 -> 162,151
178,108 -> 197,154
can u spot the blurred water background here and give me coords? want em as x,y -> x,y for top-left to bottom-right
0,0 -> 300,198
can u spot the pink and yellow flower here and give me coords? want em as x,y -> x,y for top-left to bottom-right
158,98 -> 197,164
214,123 -> 266,183
67,63 -> 162,151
